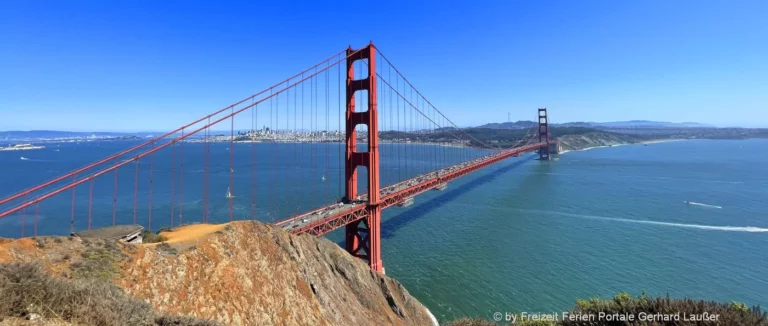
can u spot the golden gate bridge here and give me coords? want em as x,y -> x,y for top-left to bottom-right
0,42 -> 556,272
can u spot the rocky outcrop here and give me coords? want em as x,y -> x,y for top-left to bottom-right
121,222 -> 433,325
0,221 -> 434,326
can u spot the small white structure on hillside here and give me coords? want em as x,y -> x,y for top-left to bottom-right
71,225 -> 144,244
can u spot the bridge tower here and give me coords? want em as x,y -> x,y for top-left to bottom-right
344,43 -> 383,273
538,108 -> 550,160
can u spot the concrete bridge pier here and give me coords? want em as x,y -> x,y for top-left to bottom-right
549,141 -> 561,155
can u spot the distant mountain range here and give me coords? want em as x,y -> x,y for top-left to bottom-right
0,120 -> 722,141
476,121 -> 538,129
477,120 -> 715,129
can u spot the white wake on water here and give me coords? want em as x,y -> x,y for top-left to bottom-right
685,201 -> 722,209
19,157 -> 55,162
525,209 -> 768,233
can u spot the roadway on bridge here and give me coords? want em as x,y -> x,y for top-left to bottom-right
276,143 -> 547,234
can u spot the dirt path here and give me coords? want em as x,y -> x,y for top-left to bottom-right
156,223 -> 227,244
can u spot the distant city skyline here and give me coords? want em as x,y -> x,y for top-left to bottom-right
0,118 -> 753,135
1,1 -> 766,131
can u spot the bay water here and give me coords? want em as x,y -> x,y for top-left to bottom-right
1,139 -> 766,321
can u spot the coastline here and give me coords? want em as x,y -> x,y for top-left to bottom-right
558,138 -> 686,154
425,307 -> 439,326
224,139 -> 473,149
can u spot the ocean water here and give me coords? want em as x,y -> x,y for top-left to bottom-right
1,139 -> 767,321
0,141 -> 492,236
365,139 -> 768,321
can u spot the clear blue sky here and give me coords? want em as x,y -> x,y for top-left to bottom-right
1,0 -> 766,131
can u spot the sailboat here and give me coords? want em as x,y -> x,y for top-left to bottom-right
226,187 -> 234,199
321,175 -> 326,182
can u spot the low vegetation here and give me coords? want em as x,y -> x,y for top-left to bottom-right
381,126 -> 626,148
0,263 -> 218,325
155,242 -> 178,255
69,237 -> 128,281
445,293 -> 767,325
142,230 -> 168,243
566,292 -> 766,325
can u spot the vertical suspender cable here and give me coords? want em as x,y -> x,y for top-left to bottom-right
294,79 -> 299,213
229,107 -> 235,222
71,174 -> 77,234
204,118 -> 210,223
286,84 -> 292,215
301,74 -> 305,211
325,65 -> 330,205
148,142 -> 154,231
312,72 -> 317,202
269,89 -> 274,219
180,129 -> 185,225
170,141 -> 175,228
250,102 -> 257,220
133,161 -> 139,225
21,195 -> 26,237
338,59 -> 342,201
278,87 -> 282,218
289,81 -> 294,214
396,73 -> 401,183
88,180 -> 93,230
250,100 -> 258,220
113,158 -> 119,225
34,203 -> 39,237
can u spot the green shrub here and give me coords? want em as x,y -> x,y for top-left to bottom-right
564,293 -> 766,325
142,230 -> 168,244
156,242 -> 178,256
449,293 -> 767,326
732,301 -> 750,313
443,317 -> 497,326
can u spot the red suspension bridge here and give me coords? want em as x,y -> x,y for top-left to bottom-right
0,43 -> 556,273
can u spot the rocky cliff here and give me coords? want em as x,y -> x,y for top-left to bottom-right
555,132 -> 642,152
0,221 -> 435,326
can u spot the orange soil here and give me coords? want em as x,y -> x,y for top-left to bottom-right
152,223 -> 228,245
0,238 -> 38,263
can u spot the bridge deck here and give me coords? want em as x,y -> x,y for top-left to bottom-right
276,142 -> 549,236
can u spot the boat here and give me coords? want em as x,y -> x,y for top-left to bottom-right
398,197 -> 415,207
226,187 -> 234,199
0,143 -> 45,151
20,156 -> 29,161
321,175 -> 326,182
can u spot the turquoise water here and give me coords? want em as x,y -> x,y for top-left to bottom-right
364,139 -> 768,321
0,141 -> 491,237
1,139 -> 767,321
